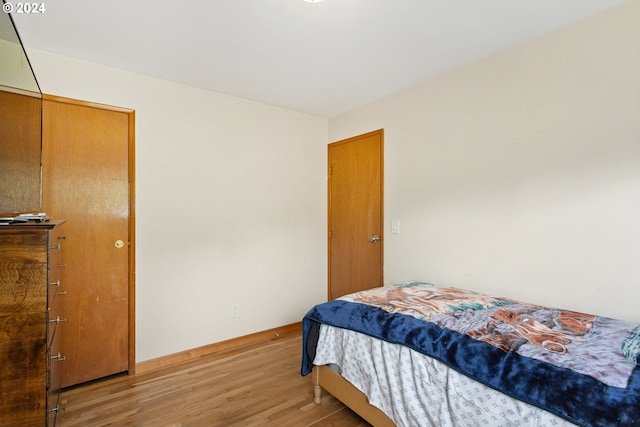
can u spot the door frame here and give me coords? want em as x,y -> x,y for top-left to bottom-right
327,129 -> 384,300
43,94 -> 136,374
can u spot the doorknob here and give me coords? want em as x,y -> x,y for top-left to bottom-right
114,240 -> 125,249
369,235 -> 380,243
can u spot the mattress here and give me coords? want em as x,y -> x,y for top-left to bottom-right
302,283 -> 640,426
314,323 -> 576,427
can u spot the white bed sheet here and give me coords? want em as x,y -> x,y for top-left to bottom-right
313,324 -> 578,427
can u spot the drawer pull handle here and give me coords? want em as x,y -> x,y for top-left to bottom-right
57,263 -> 67,268
49,406 -> 65,413
50,244 -> 61,250
49,316 -> 67,324
56,291 -> 67,296
51,352 -> 66,362
49,280 -> 61,287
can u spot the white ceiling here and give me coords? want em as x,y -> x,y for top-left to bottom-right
10,0 -> 628,118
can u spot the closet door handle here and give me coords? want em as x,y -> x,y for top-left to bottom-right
369,235 -> 380,243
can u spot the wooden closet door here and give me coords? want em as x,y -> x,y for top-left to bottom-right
328,129 -> 384,299
42,96 -> 134,387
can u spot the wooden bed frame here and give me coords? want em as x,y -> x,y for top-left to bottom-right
312,364 -> 395,427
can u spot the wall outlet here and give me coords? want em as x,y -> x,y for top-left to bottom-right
231,304 -> 240,318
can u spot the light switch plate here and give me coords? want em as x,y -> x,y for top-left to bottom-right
391,219 -> 400,234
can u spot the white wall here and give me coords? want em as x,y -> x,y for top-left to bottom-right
25,50 -> 329,362
0,39 -> 39,92
330,1 -> 640,323
23,0 -> 639,365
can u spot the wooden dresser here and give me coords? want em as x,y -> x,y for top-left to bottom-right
0,220 -> 67,427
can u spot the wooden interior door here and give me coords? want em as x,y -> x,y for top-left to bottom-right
328,129 -> 383,300
42,95 -> 135,387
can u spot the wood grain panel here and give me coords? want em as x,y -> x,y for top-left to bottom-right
0,89 -> 42,214
328,130 -> 384,299
42,96 -> 133,387
0,228 -> 48,427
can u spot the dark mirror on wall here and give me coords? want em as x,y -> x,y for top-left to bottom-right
0,4 -> 42,215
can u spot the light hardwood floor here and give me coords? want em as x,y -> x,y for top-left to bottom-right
57,330 -> 371,427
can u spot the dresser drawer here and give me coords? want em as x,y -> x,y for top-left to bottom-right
48,324 -> 65,390
48,241 -> 64,271
48,324 -> 65,424
48,271 -> 65,308
48,227 -> 66,272
47,228 -> 66,310
47,294 -> 66,348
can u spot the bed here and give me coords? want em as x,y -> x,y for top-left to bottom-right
301,282 -> 640,427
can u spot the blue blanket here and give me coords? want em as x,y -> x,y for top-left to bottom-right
301,299 -> 640,427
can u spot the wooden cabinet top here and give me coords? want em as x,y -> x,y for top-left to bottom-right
0,219 -> 65,230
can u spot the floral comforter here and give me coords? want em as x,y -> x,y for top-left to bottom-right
302,283 -> 640,427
